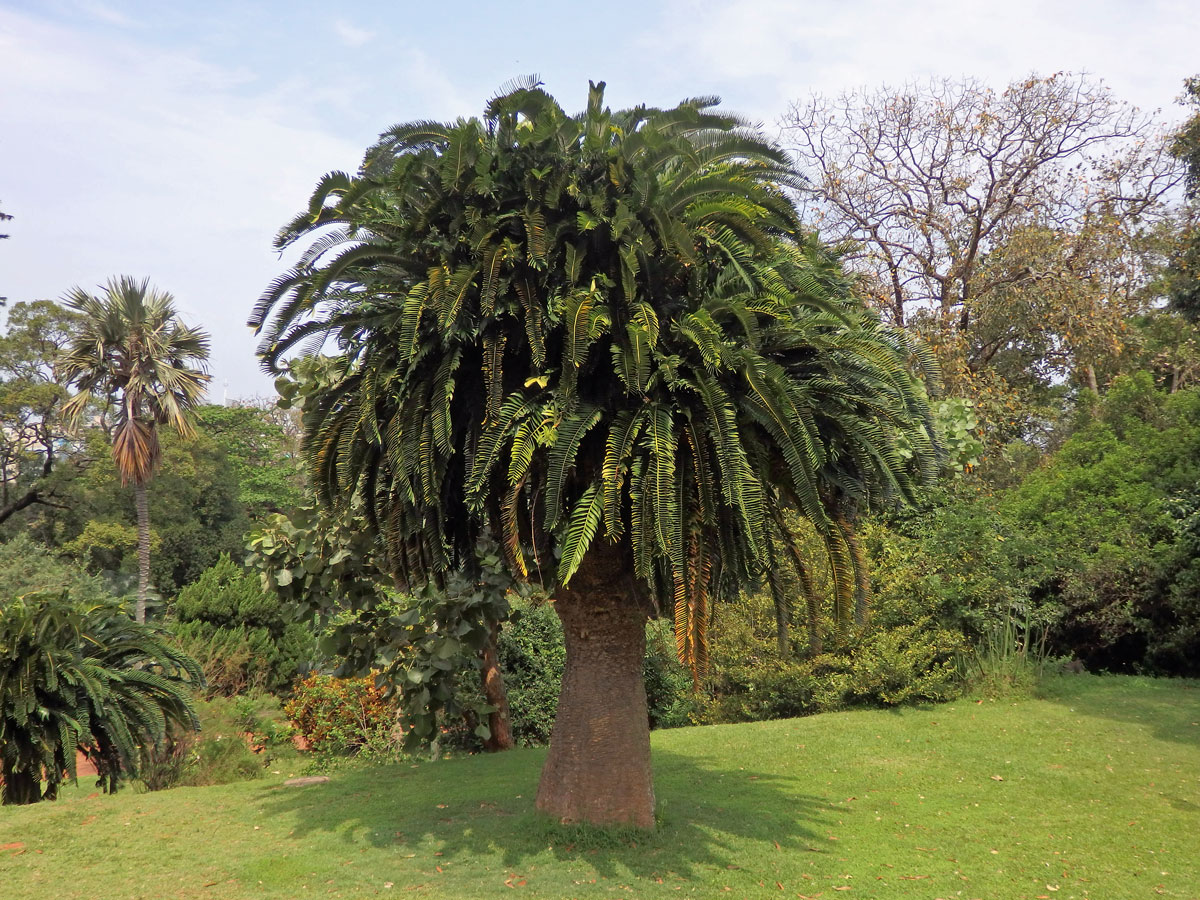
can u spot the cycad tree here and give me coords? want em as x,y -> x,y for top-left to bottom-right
251,81 -> 936,827
0,593 -> 201,804
58,277 -> 211,622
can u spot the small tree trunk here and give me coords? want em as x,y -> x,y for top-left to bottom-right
535,542 -> 655,828
1,765 -> 42,805
134,480 -> 151,624
773,602 -> 790,660
480,622 -> 514,751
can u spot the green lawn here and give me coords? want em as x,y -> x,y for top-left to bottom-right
2,675 -> 1198,899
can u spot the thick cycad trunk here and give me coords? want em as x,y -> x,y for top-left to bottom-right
535,542 -> 655,828
134,481 -> 151,624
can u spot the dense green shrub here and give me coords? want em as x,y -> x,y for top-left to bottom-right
171,554 -> 314,695
283,674 -> 400,756
700,622 -> 965,724
140,693 -> 300,791
495,600 -> 566,745
865,493 -> 1050,640
643,625 -> 701,729
864,375 -> 1200,677
997,375 -> 1200,671
1144,489 -> 1200,675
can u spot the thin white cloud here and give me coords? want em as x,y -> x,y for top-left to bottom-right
333,19 -> 374,48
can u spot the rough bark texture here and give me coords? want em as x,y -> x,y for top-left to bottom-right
535,542 -> 655,828
134,480 -> 151,624
480,622 -> 514,752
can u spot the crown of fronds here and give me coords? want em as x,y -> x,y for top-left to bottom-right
58,276 -> 211,486
250,82 -> 938,681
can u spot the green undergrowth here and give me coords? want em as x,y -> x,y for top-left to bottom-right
2,675 -> 1197,899
138,693 -> 304,791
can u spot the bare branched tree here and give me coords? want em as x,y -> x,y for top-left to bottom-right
784,74 -> 1182,388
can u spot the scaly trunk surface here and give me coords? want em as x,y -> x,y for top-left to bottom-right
535,542 -> 655,828
480,622 -> 514,751
134,480 -> 151,624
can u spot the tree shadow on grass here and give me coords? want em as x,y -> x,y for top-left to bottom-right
1038,673 -> 1200,748
254,744 -> 833,884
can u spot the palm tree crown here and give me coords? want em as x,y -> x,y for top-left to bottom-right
59,276 -> 211,485
250,81 -> 938,677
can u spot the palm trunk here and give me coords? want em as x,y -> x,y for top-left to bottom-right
479,622 -> 514,751
134,480 -> 151,624
535,542 -> 655,828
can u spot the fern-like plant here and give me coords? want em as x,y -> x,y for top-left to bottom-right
0,592 -> 201,804
250,81 -> 937,827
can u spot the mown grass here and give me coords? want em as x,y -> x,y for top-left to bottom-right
2,674 -> 1198,899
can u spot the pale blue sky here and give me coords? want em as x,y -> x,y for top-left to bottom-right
2,0 -> 1198,398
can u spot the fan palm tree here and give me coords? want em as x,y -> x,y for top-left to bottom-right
250,81 -> 937,827
0,592 -> 201,805
58,277 -> 211,623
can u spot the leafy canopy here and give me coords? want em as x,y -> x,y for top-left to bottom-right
250,81 -> 936,672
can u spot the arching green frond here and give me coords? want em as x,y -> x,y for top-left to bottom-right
645,403 -> 682,574
544,403 -> 602,528
557,484 -> 605,583
397,282 -> 431,360
466,394 -> 538,506
601,408 -> 648,539
562,286 -> 599,373
431,346 -> 461,454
